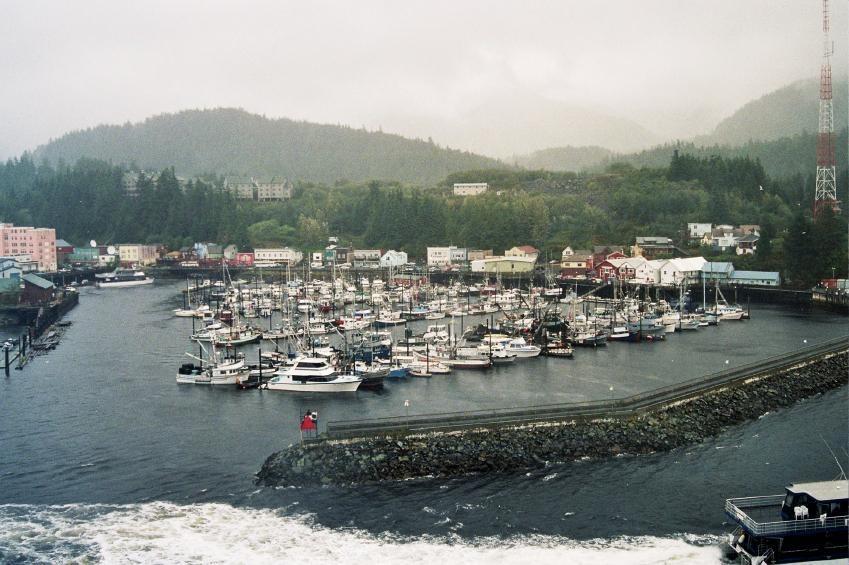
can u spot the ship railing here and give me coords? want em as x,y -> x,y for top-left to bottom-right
726,496 -> 849,536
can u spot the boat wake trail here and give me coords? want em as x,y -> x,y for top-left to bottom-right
0,501 -> 722,564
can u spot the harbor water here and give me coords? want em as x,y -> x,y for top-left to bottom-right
0,281 -> 846,563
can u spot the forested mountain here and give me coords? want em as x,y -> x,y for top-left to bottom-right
605,128 -> 849,185
511,79 -> 849,177
512,146 -> 614,173
701,78 -> 848,146
32,108 -> 503,185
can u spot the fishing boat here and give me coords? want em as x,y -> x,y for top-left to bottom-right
608,326 -> 630,341
570,328 -> 609,347
95,269 -> 154,288
724,479 -> 848,564
265,357 -> 362,392
176,348 -> 250,386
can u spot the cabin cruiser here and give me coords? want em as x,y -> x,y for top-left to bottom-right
505,338 -> 542,358
95,269 -> 154,288
265,357 -> 362,392
725,479 -> 848,564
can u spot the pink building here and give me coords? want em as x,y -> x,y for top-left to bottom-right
0,223 -> 57,272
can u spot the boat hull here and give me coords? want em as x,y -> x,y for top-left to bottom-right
266,377 -> 362,392
97,278 -> 154,288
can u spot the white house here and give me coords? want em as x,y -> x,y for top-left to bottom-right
658,257 -> 707,286
453,183 -> 488,196
380,250 -> 408,268
687,223 -> 712,241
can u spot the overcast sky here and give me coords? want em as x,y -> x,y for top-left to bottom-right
1,0 -> 845,159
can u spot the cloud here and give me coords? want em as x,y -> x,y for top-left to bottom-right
0,0 -> 845,159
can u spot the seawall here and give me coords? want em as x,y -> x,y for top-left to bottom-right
257,352 -> 847,487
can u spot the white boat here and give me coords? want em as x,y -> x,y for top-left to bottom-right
505,338 -> 542,358
176,352 -> 250,386
95,269 -> 154,288
477,343 -> 517,364
266,357 -> 362,392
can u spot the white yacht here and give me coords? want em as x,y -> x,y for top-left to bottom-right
265,357 -> 362,392
95,269 -> 154,288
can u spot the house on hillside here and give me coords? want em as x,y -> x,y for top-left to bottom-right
632,236 -> 676,259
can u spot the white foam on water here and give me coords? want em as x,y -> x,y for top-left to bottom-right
0,502 -> 724,564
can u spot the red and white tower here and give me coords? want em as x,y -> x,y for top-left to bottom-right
814,0 -> 840,217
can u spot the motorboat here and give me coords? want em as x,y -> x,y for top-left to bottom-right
95,269 -> 154,288
265,357 -> 362,392
176,356 -> 250,385
505,338 -> 542,358
725,479 -> 848,564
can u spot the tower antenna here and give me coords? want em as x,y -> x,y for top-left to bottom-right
814,0 -> 840,217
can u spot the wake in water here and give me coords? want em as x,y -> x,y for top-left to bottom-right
0,501 -> 721,564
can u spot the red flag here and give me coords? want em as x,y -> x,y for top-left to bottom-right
300,416 -> 316,431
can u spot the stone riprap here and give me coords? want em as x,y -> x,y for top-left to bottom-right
257,353 -> 847,487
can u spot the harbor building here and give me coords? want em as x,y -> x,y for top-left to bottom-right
352,249 -> 383,269
427,246 -> 459,267
470,256 -> 536,274
505,246 -> 539,262
0,223 -> 57,272
380,250 -> 408,268
117,244 -> 159,267
254,248 -> 303,266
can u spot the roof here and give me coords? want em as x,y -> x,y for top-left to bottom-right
737,234 -> 760,243
665,257 -> 707,272
701,261 -> 734,273
570,249 -> 592,257
603,257 -> 646,268
55,239 -> 73,248
516,245 -> 539,254
731,270 -> 780,282
22,274 -> 54,290
787,480 -> 848,502
636,236 -> 673,245
593,245 -> 625,253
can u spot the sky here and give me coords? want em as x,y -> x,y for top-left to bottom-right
1,0 -> 846,160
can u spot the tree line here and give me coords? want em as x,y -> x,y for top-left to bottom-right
0,152 -> 845,287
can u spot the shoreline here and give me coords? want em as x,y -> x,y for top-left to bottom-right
257,352 -> 848,487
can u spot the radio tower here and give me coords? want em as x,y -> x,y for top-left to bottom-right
814,0 -> 840,218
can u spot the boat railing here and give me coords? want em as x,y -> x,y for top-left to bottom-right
726,496 -> 849,536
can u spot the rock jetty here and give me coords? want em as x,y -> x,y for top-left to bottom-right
257,353 -> 847,487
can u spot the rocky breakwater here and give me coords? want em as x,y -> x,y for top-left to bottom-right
257,353 -> 848,487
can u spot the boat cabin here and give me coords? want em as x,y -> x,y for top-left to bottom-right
780,480 -> 848,520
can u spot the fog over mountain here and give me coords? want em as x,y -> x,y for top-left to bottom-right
2,0 -> 846,161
